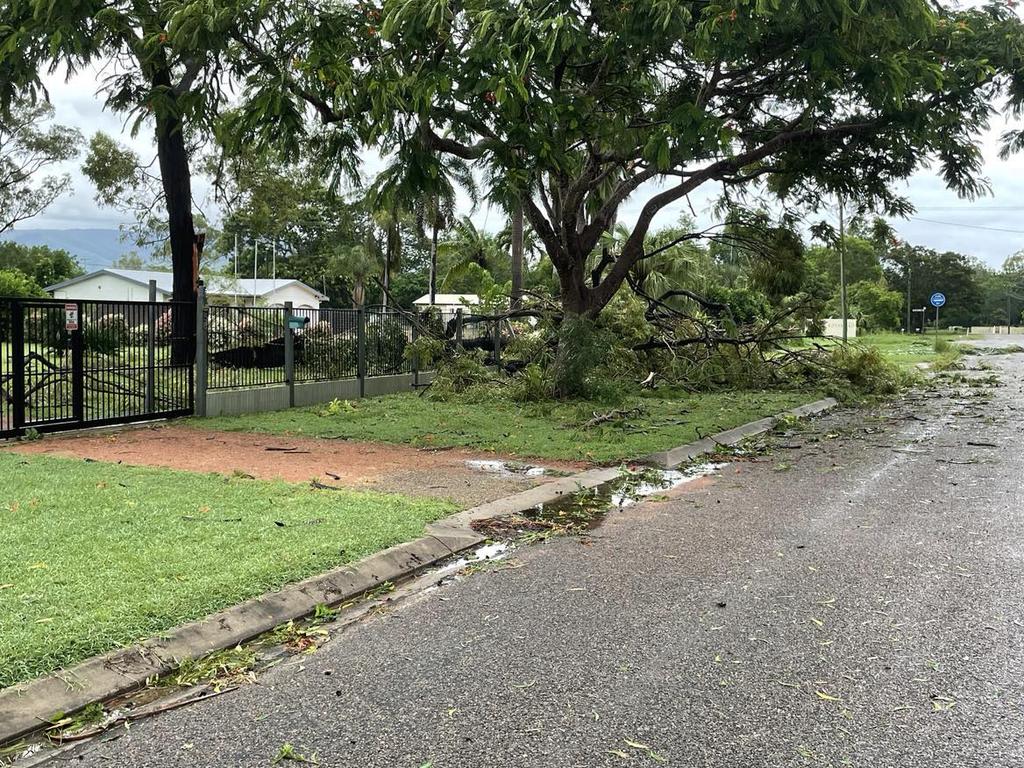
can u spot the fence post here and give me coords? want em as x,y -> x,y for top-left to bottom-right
194,283 -> 208,417
357,307 -> 366,399
283,301 -> 295,408
70,302 -> 84,423
11,301 -> 25,431
493,318 -> 502,366
145,279 -> 156,413
411,317 -> 419,388
455,308 -> 464,348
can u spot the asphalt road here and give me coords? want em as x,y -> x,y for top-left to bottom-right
62,340 -> 1024,767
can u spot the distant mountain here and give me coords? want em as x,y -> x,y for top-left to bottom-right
0,228 -> 159,273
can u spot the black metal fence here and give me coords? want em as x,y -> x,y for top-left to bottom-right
206,305 -> 432,390
206,305 -> 288,390
1,301 -> 12,436
1,297 -> 194,438
0,293 -> 507,437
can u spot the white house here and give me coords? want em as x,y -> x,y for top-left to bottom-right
47,269 -> 327,309
413,293 -> 480,314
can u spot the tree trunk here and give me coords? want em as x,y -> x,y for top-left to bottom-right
429,220 -> 439,305
154,85 -> 198,366
510,202 -> 524,310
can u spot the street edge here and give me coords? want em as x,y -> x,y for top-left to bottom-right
0,395 -> 839,747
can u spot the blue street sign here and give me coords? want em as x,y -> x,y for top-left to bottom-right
930,292 -> 946,308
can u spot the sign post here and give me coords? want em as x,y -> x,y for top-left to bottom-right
930,292 -> 946,339
64,303 -> 79,332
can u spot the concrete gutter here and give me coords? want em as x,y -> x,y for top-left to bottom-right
0,395 -> 838,746
644,397 -> 839,469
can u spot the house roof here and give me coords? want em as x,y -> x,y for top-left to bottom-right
47,269 -> 327,301
413,293 -> 480,306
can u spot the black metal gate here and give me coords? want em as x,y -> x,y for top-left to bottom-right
1,297 -> 193,438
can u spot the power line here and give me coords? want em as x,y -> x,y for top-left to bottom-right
915,205 -> 1024,210
907,216 -> 1024,235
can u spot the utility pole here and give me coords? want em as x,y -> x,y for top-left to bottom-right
234,233 -> 239,306
905,256 -> 911,334
838,195 -> 848,342
253,240 -> 259,308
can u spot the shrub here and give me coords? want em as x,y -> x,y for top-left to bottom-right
129,324 -> 149,346
85,313 -> 129,355
22,307 -> 66,347
301,322 -> 356,378
366,317 -> 408,373
155,310 -> 173,344
206,315 -> 237,350
507,362 -> 553,402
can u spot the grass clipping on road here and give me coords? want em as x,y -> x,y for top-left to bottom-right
0,453 -> 454,689
197,389 -> 820,463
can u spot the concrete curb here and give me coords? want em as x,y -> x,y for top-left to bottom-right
643,397 -> 840,469
0,395 -> 839,746
0,527 -> 484,745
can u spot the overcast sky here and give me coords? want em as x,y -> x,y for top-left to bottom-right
23,58 -> 1024,271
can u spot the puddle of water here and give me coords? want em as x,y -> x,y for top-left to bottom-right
610,463 -> 725,507
532,462 -> 726,528
465,459 -> 551,477
428,541 -> 511,583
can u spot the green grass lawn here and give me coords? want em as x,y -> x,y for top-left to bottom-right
196,389 -> 823,463
844,332 -> 973,368
0,452 -> 454,689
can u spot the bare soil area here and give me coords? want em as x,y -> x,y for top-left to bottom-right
5,425 -> 587,507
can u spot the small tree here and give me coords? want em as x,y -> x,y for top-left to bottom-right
0,99 -> 81,232
0,268 -> 46,298
848,280 -> 903,332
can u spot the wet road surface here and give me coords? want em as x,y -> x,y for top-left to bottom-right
53,340 -> 1024,767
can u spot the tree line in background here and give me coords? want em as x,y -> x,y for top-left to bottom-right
3,0 -> 1024,387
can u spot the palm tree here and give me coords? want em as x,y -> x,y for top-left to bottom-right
600,219 -> 714,307
421,191 -> 456,305
330,236 -> 380,308
370,205 -> 404,307
373,146 -> 476,306
438,216 -> 500,290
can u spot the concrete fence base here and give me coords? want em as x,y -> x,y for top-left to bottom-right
968,326 -> 1024,335
204,372 -> 435,418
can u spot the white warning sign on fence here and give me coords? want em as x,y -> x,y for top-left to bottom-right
64,303 -> 78,331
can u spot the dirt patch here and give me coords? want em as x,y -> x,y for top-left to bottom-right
5,425 -> 588,507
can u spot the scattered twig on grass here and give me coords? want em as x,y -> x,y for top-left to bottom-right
580,407 -> 643,429
310,480 -> 344,491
